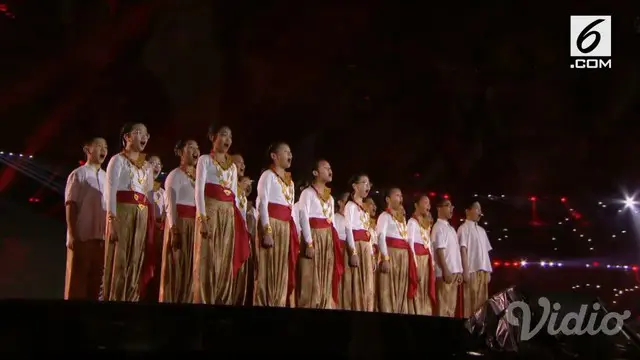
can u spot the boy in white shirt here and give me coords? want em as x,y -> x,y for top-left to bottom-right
458,200 -> 492,317
432,197 -> 463,317
64,137 -> 108,300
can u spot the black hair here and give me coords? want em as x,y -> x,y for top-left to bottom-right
347,173 -> 368,202
208,123 -> 230,139
174,140 -> 186,157
308,158 -> 329,184
119,122 -> 145,149
174,139 -> 197,157
83,136 -> 104,148
435,196 -> 451,208
413,193 -> 430,205
266,141 -> 288,166
463,198 -> 480,210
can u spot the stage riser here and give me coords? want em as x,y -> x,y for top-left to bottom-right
0,300 -> 470,356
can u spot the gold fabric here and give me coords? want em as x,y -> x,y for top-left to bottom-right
64,239 -> 104,300
296,228 -> 334,309
340,241 -> 374,311
193,197 -> 236,305
463,270 -> 489,317
103,203 -> 149,301
377,248 -> 410,314
159,217 -> 195,303
436,275 -> 460,317
254,217 -> 290,307
409,253 -> 433,315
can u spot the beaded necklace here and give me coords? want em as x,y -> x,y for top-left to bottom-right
386,208 -> 408,239
211,152 -> 235,194
121,151 -> 148,210
270,167 -> 294,207
180,165 -> 196,187
311,185 -> 333,222
412,214 -> 431,245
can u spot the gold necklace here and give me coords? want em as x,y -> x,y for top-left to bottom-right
312,186 -> 333,221
212,154 -> 234,190
180,166 -> 196,187
122,152 -> 148,191
271,169 -> 294,206
389,210 -> 408,239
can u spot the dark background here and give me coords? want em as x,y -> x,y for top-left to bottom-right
0,0 -> 638,311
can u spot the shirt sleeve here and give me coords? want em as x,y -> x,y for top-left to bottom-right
298,190 -> 313,244
65,170 -> 81,205
194,155 -> 207,217
231,164 -> 240,210
145,164 -> 154,203
257,172 -> 271,228
433,224 -> 447,250
105,156 -> 122,215
458,224 -> 471,248
407,219 -> 417,258
165,171 -> 178,229
376,213 -> 389,257
343,203 -> 356,250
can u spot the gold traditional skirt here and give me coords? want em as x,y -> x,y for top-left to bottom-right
255,202 -> 299,307
193,197 -> 236,305
159,204 -> 196,303
378,237 -> 418,314
463,270 -> 490,317
297,225 -> 334,309
64,239 -> 104,300
103,191 -> 152,302
409,243 -> 435,315
340,229 -> 374,311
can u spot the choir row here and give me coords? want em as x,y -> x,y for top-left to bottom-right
64,123 -> 492,317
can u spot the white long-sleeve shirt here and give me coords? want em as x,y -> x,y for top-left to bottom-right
297,186 -> 335,244
65,164 -> 107,244
344,200 -> 369,252
256,169 -> 295,228
458,220 -> 493,273
376,211 -> 413,258
194,154 -> 239,217
407,217 -> 430,246
104,153 -> 154,215
432,218 -> 463,276
164,167 -> 196,228
334,213 -> 347,241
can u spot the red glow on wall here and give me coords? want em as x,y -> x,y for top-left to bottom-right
28,197 -> 40,203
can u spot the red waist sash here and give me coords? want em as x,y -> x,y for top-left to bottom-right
267,202 -> 300,299
116,191 -> 155,297
352,229 -> 370,242
309,217 -> 344,304
414,242 -> 436,308
204,183 -> 250,277
386,237 -> 418,299
176,204 -> 196,218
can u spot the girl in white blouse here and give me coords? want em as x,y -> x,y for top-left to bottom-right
255,142 -> 298,307
296,159 -> 343,309
341,173 -> 375,311
376,188 -> 418,314
159,139 -> 200,303
193,124 -> 249,305
407,194 -> 435,315
103,122 -> 154,302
